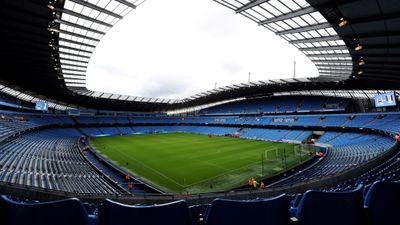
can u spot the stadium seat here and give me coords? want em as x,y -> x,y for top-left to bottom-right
289,193 -> 303,217
98,199 -> 192,225
295,185 -> 364,225
204,194 -> 290,225
291,193 -> 303,208
189,204 -> 211,224
0,195 -> 89,225
364,181 -> 400,225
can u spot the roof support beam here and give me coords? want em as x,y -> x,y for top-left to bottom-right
236,0 -> 270,13
59,51 -> 90,59
54,19 -> 106,35
318,70 -> 353,74
312,59 -> 352,63
64,78 -> 86,82
319,72 -> 350,76
259,6 -> 314,25
318,68 -> 352,72
61,68 -> 87,73
73,89 -> 93,95
54,28 -> 100,42
62,72 -> 86,76
317,64 -> 353,68
299,45 -> 348,51
59,57 -> 89,64
315,63 -> 353,67
53,7 -> 113,28
63,77 -> 86,81
114,0 -> 137,9
59,37 -> 96,48
68,0 -> 123,19
307,53 -> 350,58
57,45 -> 93,54
63,77 -> 85,84
289,35 -> 341,44
319,72 -> 351,77
277,22 -> 331,35
64,81 -> 86,85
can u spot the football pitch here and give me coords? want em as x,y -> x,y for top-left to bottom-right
91,133 -> 313,193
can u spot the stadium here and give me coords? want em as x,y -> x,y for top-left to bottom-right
0,0 -> 399,224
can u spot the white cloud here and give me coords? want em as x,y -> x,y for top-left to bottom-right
86,0 -> 318,99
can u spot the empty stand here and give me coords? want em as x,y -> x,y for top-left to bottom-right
0,129 -> 124,195
0,109 -> 398,200
199,96 -> 350,115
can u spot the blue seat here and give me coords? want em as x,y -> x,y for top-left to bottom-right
190,204 -> 210,224
205,194 -> 290,225
0,195 -> 88,225
98,199 -> 192,225
289,193 -> 303,217
296,185 -> 364,225
364,181 -> 400,225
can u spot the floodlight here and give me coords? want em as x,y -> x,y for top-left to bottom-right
338,18 -> 348,28
355,44 -> 363,52
358,58 -> 365,66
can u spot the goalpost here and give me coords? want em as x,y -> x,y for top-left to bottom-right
260,144 -> 318,177
261,147 -> 279,176
263,147 -> 280,160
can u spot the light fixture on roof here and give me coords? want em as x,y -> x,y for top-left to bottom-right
47,27 -> 59,33
338,18 -> 348,28
357,70 -> 364,75
47,4 -> 54,10
358,58 -> 365,66
355,43 -> 363,52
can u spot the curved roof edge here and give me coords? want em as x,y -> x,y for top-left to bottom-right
53,0 -> 352,105
1,0 -> 399,111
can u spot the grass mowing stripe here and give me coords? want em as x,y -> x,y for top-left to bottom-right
108,145 -> 185,188
91,133 -> 312,193
184,158 -> 266,188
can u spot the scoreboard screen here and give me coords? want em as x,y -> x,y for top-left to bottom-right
374,92 -> 397,108
35,100 -> 49,111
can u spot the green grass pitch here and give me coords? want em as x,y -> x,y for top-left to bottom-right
91,133 -> 312,193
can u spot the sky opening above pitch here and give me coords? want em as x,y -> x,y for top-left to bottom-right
86,0 -> 319,99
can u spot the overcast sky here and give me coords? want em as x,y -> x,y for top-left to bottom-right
86,0 -> 318,100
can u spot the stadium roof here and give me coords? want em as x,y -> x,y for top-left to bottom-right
0,0 -> 399,111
